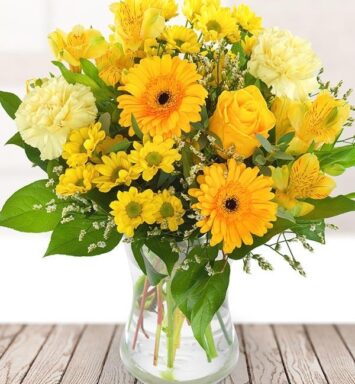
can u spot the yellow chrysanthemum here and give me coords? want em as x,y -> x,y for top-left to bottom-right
96,43 -> 134,86
287,91 -> 351,154
189,159 -> 277,254
56,164 -> 97,196
48,25 -> 107,71
162,26 -> 200,54
110,0 -> 166,52
118,55 -> 207,138
197,5 -> 238,42
62,122 -> 106,167
130,135 -> 181,181
183,0 -> 220,23
15,77 -> 97,161
272,153 -> 336,217
233,4 -> 262,35
143,38 -> 160,56
154,190 -> 185,231
150,0 -> 178,20
110,187 -> 157,237
94,152 -> 140,193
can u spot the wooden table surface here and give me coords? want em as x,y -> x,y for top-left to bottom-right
0,324 -> 354,384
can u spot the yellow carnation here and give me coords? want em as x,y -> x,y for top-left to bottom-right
15,77 -> 97,161
248,28 -> 321,100
48,25 -> 107,71
271,153 -> 336,217
56,164 -> 97,197
209,85 -> 276,158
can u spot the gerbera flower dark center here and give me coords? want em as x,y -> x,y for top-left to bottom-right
157,91 -> 171,105
223,197 -> 239,213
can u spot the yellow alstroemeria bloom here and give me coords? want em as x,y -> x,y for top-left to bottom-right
272,153 -> 336,217
48,25 -> 107,70
130,135 -> 181,181
287,91 -> 351,154
154,190 -> 185,231
110,0 -> 166,52
62,122 -> 106,167
56,164 -> 97,197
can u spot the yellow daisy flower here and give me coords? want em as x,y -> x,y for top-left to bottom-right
56,164 -> 97,197
118,55 -> 207,138
130,135 -> 181,181
94,152 -> 140,193
272,153 -> 336,217
183,0 -> 220,23
162,26 -> 200,54
150,0 -> 178,20
189,159 -> 277,254
197,5 -> 238,42
62,122 -> 106,167
233,4 -> 263,35
110,187 -> 157,237
155,190 -> 185,231
96,43 -> 134,86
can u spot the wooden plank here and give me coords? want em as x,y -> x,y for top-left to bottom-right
336,324 -> 355,359
306,325 -> 355,384
0,326 -> 23,358
60,324 -> 115,384
0,324 -> 53,384
98,325 -> 136,384
243,325 -> 289,384
220,325 -> 250,384
274,325 -> 327,384
21,325 -> 84,384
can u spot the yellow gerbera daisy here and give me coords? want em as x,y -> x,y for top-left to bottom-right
272,153 -> 336,217
162,26 -> 200,54
130,135 -> 181,181
118,55 -> 207,138
94,152 -> 140,192
189,159 -> 277,254
155,190 -> 185,231
62,122 -> 106,167
197,5 -> 238,42
110,187 -> 157,237
56,164 -> 97,197
233,5 -> 263,35
96,43 -> 134,86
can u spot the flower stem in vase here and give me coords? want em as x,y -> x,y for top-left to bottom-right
153,282 -> 164,366
166,280 -> 176,369
132,277 -> 150,350
205,323 -> 218,361
217,310 -> 232,346
172,309 -> 185,361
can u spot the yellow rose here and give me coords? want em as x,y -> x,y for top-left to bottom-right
209,85 -> 276,158
48,25 -> 107,70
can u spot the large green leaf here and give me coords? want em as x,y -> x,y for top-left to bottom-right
292,220 -> 325,244
145,238 -> 179,275
317,145 -> 355,176
45,212 -> 122,256
0,91 -> 21,119
0,180 -> 65,232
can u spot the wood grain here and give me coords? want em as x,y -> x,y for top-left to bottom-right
98,325 -> 136,384
336,324 -> 355,360
0,326 -> 23,358
21,325 -> 84,384
306,324 -> 355,384
60,324 -> 115,384
273,325 -> 327,384
220,325 -> 250,384
243,325 -> 289,384
0,324 -> 53,384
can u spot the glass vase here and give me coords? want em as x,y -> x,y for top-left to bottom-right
120,242 -> 239,384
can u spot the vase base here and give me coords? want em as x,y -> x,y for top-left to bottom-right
120,333 -> 239,384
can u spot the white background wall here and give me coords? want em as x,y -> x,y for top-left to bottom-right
0,0 -> 354,324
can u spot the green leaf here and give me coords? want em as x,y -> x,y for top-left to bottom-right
181,146 -> 193,180
272,151 -> 294,161
6,132 -> 24,147
277,131 -> 295,146
85,189 -> 117,213
108,139 -> 131,153
80,58 -> 107,88
277,207 -> 296,223
301,195 -> 355,221
201,106 -> 209,129
145,238 -> 179,275
98,112 -> 112,135
0,180 -> 65,232
317,145 -> 355,175
45,212 -> 122,256
24,144 -> 48,171
231,43 -> 247,68
293,220 -> 325,244
0,90 -> 21,119
131,114 -> 143,139
131,240 -> 147,274
256,134 -> 275,153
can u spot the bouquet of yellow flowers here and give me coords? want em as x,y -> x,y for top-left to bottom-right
0,1 -> 354,382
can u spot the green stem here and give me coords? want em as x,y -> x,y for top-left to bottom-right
205,323 -> 218,360
166,280 -> 175,369
217,311 -> 232,346
153,282 -> 164,366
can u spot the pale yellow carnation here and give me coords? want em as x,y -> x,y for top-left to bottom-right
248,28 -> 321,100
15,77 -> 97,161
